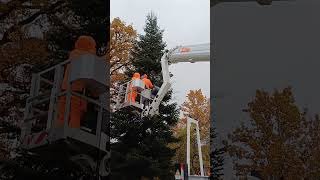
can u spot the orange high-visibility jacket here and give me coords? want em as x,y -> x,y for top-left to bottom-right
132,73 -> 140,80
131,72 -> 141,89
57,35 -> 96,128
127,73 -> 140,103
142,74 -> 153,89
61,36 -> 96,91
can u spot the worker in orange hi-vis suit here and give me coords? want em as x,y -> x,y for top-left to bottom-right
141,74 -> 153,89
141,74 -> 153,108
57,35 -> 97,128
127,73 -> 140,103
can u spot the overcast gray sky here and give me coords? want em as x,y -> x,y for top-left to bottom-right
212,0 -> 320,178
111,0 -> 210,106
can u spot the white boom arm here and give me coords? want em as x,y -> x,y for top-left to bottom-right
146,43 -> 210,116
211,0 -> 293,6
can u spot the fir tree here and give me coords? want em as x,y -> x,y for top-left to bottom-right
210,127 -> 225,179
110,12 -> 179,179
129,12 -> 166,84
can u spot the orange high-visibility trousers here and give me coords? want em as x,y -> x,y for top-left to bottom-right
127,91 -> 137,103
56,35 -> 96,128
127,73 -> 140,104
127,86 -> 137,103
57,95 -> 87,128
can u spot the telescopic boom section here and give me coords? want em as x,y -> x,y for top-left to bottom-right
211,0 -> 293,7
148,0 -> 294,117
169,43 -> 211,64
146,43 -> 210,116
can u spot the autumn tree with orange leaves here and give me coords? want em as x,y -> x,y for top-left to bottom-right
223,87 -> 320,179
109,17 -> 137,77
108,17 -> 137,107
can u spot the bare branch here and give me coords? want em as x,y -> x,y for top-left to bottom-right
0,0 -> 29,21
0,0 -> 67,46
110,62 -> 130,75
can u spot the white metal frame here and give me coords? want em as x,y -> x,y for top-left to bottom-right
116,80 -> 153,110
211,0 -> 292,7
149,44 -> 210,117
21,59 -> 109,152
114,43 -> 210,117
21,55 -> 110,178
146,43 -> 210,117
187,117 -> 204,177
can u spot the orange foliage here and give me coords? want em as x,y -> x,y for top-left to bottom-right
108,18 -> 137,106
224,87 -> 320,179
0,37 -> 48,81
